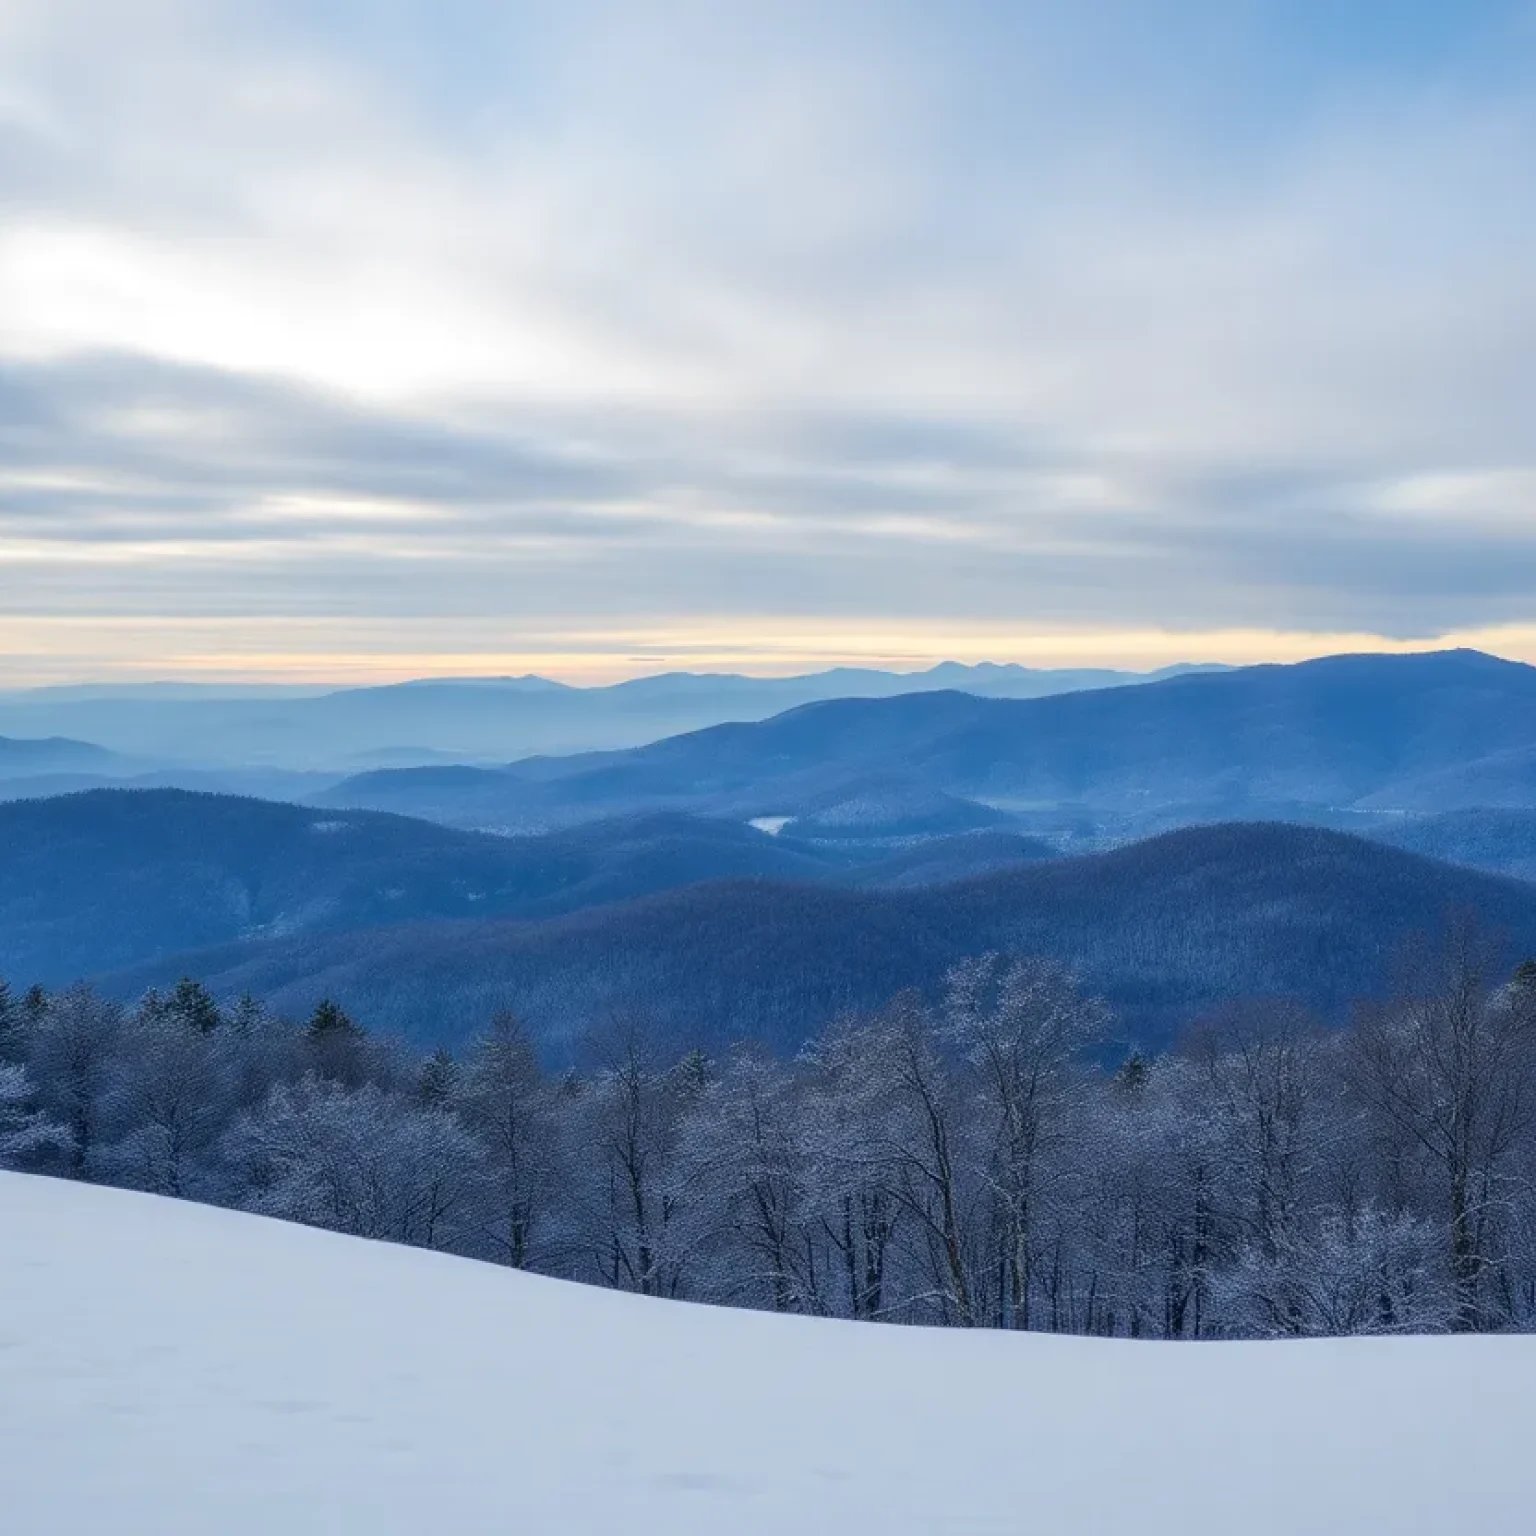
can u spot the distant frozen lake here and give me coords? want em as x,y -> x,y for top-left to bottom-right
748,816 -> 793,836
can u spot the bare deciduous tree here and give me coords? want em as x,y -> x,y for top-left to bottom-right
1350,917 -> 1536,1330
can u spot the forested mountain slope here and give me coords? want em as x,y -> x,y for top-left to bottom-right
1366,808 -> 1536,882
842,829 -> 1058,887
0,791 -> 849,982
1354,746 -> 1536,812
101,823 -> 1536,1056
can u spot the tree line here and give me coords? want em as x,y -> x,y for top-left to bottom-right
4,920 -> 1536,1337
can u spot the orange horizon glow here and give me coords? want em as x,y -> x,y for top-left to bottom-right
5,619 -> 1536,689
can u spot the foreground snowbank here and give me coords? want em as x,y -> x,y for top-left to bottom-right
2,1173 -> 1534,1534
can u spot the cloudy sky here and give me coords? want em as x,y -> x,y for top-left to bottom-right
3,0 -> 1535,685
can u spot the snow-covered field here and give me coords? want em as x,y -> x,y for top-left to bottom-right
3,1173 -> 1534,1534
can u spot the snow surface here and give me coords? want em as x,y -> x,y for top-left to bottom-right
3,1172 -> 1535,1535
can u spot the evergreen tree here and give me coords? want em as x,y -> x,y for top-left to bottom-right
1115,1051 -> 1151,1095
306,998 -> 366,1084
168,977 -> 223,1035
307,998 -> 358,1039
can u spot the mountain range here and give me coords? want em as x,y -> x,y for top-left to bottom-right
0,789 -> 1061,986
1369,808 -> 1536,883
318,649 -> 1536,837
79,813 -> 1536,1059
0,735 -> 125,780
0,661 -> 1224,771
8,647 -> 1536,1059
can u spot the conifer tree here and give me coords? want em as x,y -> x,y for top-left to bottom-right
1115,1051 -> 1151,1095
307,998 -> 358,1038
168,977 -> 223,1035
306,998 -> 366,1084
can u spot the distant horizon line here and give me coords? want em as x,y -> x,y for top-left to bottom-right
1,640 -> 1529,696
7,623 -> 1536,693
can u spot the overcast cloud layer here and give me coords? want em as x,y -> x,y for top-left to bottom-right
2,0 -> 1535,683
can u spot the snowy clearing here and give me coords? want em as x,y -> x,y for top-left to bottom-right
2,1173 -> 1534,1535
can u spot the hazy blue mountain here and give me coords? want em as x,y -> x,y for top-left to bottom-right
0,790 -> 562,981
0,787 -> 1060,987
320,649 -> 1536,834
0,660 -> 1227,771
99,823 -> 1536,1058
0,735 -> 124,780
1353,745 -> 1536,813
749,774 -> 1017,841
312,692 -> 1011,831
0,766 -> 342,805
844,830 -> 1058,887
0,790 -> 874,984
1365,808 -> 1536,883
617,648 -> 1536,813
310,758 -> 1024,838
0,786 -> 1068,992
0,682 -> 332,702
344,746 -> 495,769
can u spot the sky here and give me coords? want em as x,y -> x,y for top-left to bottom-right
2,0 -> 1535,685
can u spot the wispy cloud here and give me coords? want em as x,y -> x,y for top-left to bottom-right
2,1 -> 1534,682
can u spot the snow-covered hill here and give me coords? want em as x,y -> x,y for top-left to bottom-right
3,1173 -> 1534,1534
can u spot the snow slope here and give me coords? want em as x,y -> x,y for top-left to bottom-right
3,1173 -> 1534,1535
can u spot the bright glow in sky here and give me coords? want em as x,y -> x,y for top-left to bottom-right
2,1 -> 1534,684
